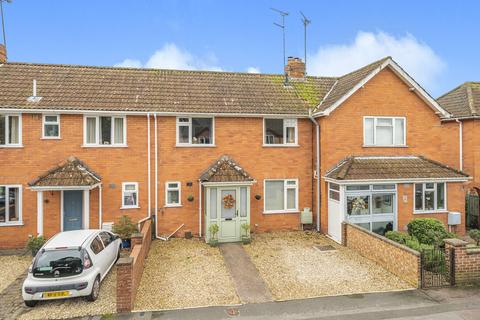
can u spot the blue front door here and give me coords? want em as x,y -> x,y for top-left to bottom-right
63,190 -> 83,231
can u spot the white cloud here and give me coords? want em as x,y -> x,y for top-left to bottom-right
308,31 -> 445,90
114,43 -> 222,71
246,67 -> 260,74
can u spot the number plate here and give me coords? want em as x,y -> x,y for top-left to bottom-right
42,291 -> 70,298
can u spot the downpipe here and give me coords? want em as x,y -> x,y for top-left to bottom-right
308,109 -> 321,232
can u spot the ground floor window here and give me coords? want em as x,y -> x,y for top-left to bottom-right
264,179 -> 298,213
0,185 -> 21,225
414,182 -> 446,213
345,184 -> 395,235
122,182 -> 138,208
165,181 -> 181,207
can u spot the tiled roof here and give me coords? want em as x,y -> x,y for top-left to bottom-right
437,82 -> 480,118
200,155 -> 254,182
0,62 -> 336,115
29,156 -> 101,187
325,156 -> 469,181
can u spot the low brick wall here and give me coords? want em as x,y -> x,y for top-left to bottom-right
116,219 -> 152,312
445,238 -> 480,286
342,222 -> 421,287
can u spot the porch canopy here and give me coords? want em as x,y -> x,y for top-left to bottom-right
324,156 -> 470,183
200,155 -> 255,185
28,156 -> 102,235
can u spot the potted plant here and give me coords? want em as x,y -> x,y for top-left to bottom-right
209,223 -> 219,247
241,223 -> 251,244
112,215 -> 138,249
26,235 -> 46,257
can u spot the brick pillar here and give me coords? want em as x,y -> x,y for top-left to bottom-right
341,222 -> 348,246
444,238 -> 468,286
116,257 -> 134,312
131,232 -> 143,248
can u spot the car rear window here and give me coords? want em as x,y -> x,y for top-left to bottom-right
33,249 -> 83,278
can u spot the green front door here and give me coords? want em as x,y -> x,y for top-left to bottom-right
206,186 -> 250,243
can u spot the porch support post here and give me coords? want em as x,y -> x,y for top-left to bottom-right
83,189 -> 90,229
98,185 -> 103,229
37,191 -> 43,236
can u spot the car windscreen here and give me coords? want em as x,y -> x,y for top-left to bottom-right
32,249 -> 83,278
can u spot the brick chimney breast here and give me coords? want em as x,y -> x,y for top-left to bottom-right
285,56 -> 305,80
0,44 -> 6,64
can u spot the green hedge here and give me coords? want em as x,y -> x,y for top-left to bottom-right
407,218 -> 452,246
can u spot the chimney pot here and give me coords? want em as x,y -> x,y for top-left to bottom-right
285,57 -> 305,79
0,44 -> 6,64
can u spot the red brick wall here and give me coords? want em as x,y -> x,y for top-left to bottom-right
445,238 -> 480,285
317,68 -> 466,235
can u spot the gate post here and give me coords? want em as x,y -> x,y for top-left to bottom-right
444,238 -> 468,286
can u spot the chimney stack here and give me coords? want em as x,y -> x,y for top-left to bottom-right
0,44 -> 6,64
285,56 -> 305,79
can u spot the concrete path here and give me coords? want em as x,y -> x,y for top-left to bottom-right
219,243 -> 273,304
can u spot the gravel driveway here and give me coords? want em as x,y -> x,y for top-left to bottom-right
134,238 -> 240,311
0,255 -> 31,293
244,231 -> 413,301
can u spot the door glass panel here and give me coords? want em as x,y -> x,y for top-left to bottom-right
240,187 -> 247,217
372,194 -> 393,214
347,195 -> 370,216
221,190 -> 236,219
210,188 -> 217,219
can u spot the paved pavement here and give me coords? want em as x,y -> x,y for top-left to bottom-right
103,287 -> 480,320
218,243 -> 273,304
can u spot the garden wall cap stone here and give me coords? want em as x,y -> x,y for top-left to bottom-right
131,232 -> 143,238
444,238 -> 468,247
117,256 -> 134,266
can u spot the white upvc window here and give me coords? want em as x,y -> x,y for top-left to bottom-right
329,183 -> 340,201
165,181 -> 181,207
0,185 -> 22,226
364,116 -> 406,147
176,117 -> 214,146
264,179 -> 298,213
264,118 -> 298,146
0,114 -> 21,147
414,182 -> 446,213
84,115 -> 126,147
121,182 -> 138,209
42,114 -> 60,139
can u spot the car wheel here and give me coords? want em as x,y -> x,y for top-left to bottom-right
116,245 -> 121,262
86,276 -> 100,302
24,300 -> 37,307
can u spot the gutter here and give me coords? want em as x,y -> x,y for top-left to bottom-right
308,109 -> 321,232
456,119 -> 463,171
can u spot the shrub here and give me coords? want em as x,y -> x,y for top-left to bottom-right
26,236 -> 46,256
385,231 -> 412,245
469,229 -> 480,246
112,215 -> 138,240
407,218 -> 449,246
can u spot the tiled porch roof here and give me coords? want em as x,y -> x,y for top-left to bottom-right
29,156 -> 101,187
325,156 -> 469,181
200,155 -> 254,183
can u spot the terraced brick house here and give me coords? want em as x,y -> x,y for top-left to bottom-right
0,43 -> 470,248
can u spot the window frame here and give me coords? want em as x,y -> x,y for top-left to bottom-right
175,116 -> 215,147
121,182 -> 139,209
263,179 -> 299,214
263,118 -> 298,146
363,116 -> 406,147
165,181 -> 182,207
329,183 -> 340,202
83,115 -> 127,147
0,184 -> 23,226
42,114 -> 61,139
0,113 -> 22,147
413,182 -> 447,214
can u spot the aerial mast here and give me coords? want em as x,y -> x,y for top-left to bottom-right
271,7 -> 289,81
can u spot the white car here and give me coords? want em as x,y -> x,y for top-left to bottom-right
22,229 -> 121,307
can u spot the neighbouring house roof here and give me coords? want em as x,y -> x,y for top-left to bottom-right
325,156 -> 469,182
0,62 -> 335,115
29,156 -> 101,188
200,155 -> 254,183
437,82 -> 480,118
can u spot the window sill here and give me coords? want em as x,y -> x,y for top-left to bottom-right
414,210 -> 448,214
176,144 -> 216,148
263,210 -> 299,215
0,145 -> 24,148
41,137 -> 61,140
164,204 -> 183,208
120,206 -> 140,210
263,144 -> 299,148
82,144 -> 128,148
363,145 -> 408,148
0,222 -> 23,227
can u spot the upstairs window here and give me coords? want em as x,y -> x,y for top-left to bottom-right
264,118 -> 297,145
414,182 -> 446,212
42,115 -> 60,138
84,116 -> 126,146
176,117 -> 214,145
364,117 -> 405,146
0,114 -> 21,147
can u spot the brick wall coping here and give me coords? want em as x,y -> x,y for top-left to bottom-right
444,238 -> 469,247
117,256 -> 133,266
343,222 -> 420,256
466,247 -> 480,254
131,232 -> 143,239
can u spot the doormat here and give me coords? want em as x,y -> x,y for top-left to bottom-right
314,245 -> 337,252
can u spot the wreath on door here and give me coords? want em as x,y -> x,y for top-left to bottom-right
223,194 -> 235,209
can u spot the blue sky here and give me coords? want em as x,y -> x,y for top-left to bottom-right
2,0 -> 478,96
